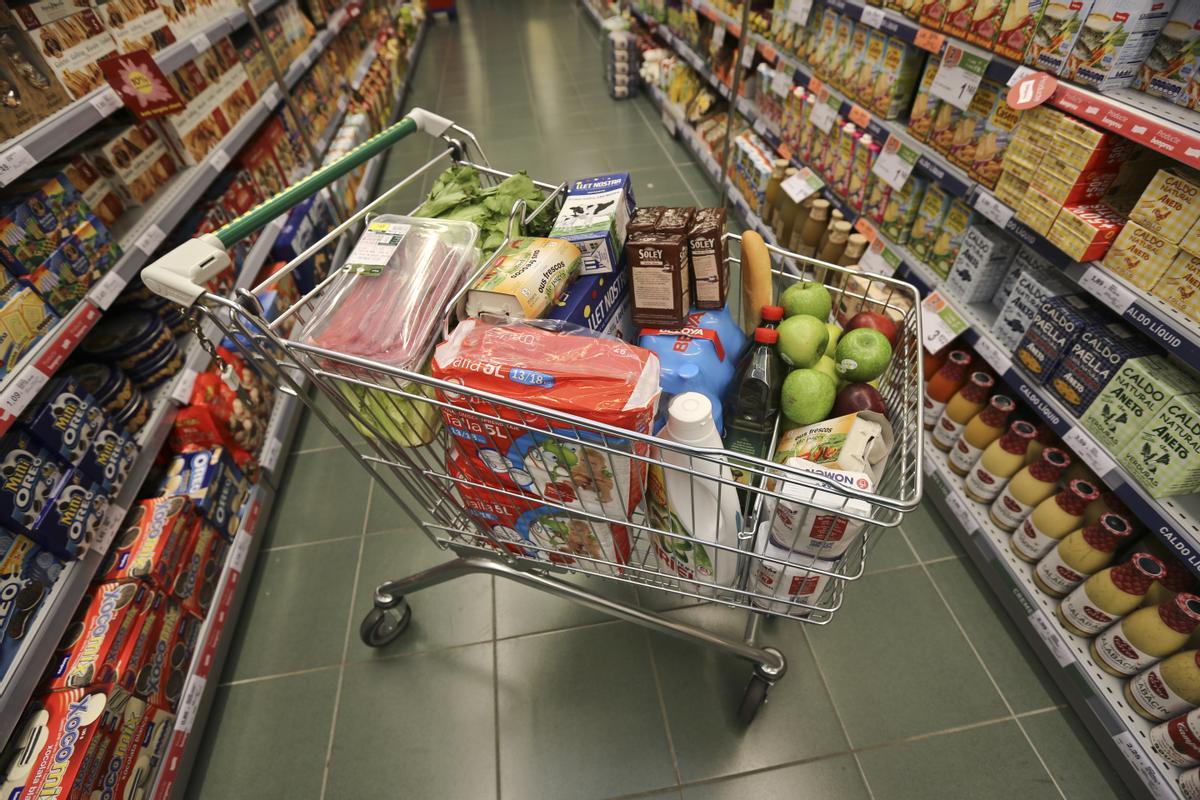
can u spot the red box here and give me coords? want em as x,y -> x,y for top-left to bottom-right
1046,202 -> 1128,262
47,581 -> 153,692
135,599 -> 200,710
107,702 -> 175,796
100,496 -> 196,590
170,521 -> 226,619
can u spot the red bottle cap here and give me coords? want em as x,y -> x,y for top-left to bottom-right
998,420 -> 1037,455
938,350 -> 973,381
1029,447 -> 1070,482
1159,593 -> 1200,635
978,395 -> 1015,427
1110,553 -> 1165,596
760,305 -> 784,322
755,327 -> 779,344
1101,490 -> 1131,520
1081,512 -> 1132,553
1055,479 -> 1100,515
960,372 -> 994,403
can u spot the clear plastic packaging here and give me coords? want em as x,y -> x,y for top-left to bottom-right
299,215 -> 481,370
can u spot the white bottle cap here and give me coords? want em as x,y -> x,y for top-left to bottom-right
667,392 -> 716,444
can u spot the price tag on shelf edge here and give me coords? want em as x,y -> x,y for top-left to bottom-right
1078,266 -> 1136,315
175,676 -> 206,734
771,68 -> 791,97
929,44 -> 989,112
660,109 -> 677,136
134,224 -> 166,255
230,529 -> 252,573
973,189 -> 1015,230
871,133 -> 919,192
261,434 -> 283,473
1028,609 -> 1074,667
920,291 -> 969,353
189,32 -> 210,53
809,97 -> 838,134
859,5 -> 885,28
89,269 -> 125,310
971,333 -> 1012,376
0,367 -> 50,417
780,168 -> 823,204
859,238 -> 899,277
91,87 -> 123,116
1063,426 -> 1117,481
741,40 -> 756,68
945,490 -> 978,536
171,367 -> 199,404
913,27 -> 945,54
1006,65 -> 1037,88
94,506 -> 125,554
0,145 -> 36,187
786,0 -> 812,24
210,148 -> 231,173
263,84 -> 282,107
712,24 -> 725,48
1113,732 -> 1177,800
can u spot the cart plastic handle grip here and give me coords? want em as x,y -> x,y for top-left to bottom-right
141,109 -> 456,305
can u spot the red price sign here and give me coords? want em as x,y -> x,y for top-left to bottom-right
1007,71 -> 1058,110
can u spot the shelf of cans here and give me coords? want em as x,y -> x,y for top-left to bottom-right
0,0 -> 365,434
922,440 -> 1195,800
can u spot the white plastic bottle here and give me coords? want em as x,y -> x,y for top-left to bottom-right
652,393 -> 743,590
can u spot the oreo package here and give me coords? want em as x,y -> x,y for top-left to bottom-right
171,521 -> 226,619
29,468 -> 109,561
0,531 -> 64,681
24,377 -> 106,467
159,447 -> 250,539
0,429 -> 63,535
136,599 -> 200,711
78,423 -> 137,490
100,496 -> 195,590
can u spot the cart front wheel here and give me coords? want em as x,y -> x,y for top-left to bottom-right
360,600 -> 411,647
737,675 -> 770,726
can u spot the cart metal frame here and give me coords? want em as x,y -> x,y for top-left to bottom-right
143,108 -> 923,722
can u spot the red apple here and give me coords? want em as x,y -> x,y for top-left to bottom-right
833,383 -> 887,418
846,311 -> 898,348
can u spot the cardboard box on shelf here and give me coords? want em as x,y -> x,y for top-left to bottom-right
0,280 -> 59,380
1152,249 -> 1200,323
1102,220 -> 1180,291
1082,354 -> 1199,452
1135,3 -> 1200,105
88,122 -> 180,206
1015,294 -> 1109,384
908,183 -> 953,262
96,0 -> 176,55
0,531 -> 63,683
1027,0 -> 1095,75
11,6 -> 118,99
1046,202 -> 1126,261
1131,169 -> 1200,243
906,55 -> 941,143
1119,392 -> 1200,498
0,13 -> 73,137
1068,0 -> 1177,91
1048,322 -> 1157,417
1017,185 -> 1065,237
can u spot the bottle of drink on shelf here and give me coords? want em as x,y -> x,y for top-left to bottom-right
774,168 -> 801,244
948,395 -> 1016,475
763,158 -> 789,230
792,198 -> 830,258
923,350 -> 973,430
923,344 -> 950,382
1034,512 -> 1133,598
839,232 -> 868,267
963,420 -> 1037,503
1010,478 -> 1100,563
931,371 -> 994,452
1084,490 -> 1130,527
817,220 -> 851,265
1145,559 -> 1200,609
989,446 -> 1071,532
1058,552 -> 1165,637
1093,592 -> 1200,677
1023,423 -> 1058,466
1128,649 -> 1200,722
759,305 -> 784,330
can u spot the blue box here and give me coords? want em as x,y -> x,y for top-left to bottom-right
159,448 -> 250,539
25,377 -> 106,467
29,468 -> 108,561
1014,295 -> 1110,385
272,194 -> 334,294
0,430 -> 62,535
549,172 -> 636,276
78,423 -> 137,491
1048,322 -> 1158,418
0,531 -> 63,681
546,266 -> 635,341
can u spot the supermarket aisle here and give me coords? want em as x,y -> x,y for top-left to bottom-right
185,2 -> 1130,799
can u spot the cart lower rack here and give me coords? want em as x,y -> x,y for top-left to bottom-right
142,107 -> 924,723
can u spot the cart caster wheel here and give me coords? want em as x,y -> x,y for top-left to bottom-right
737,675 -> 770,726
360,600 -> 411,648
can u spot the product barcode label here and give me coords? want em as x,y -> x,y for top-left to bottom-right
973,189 -> 1015,230
229,529 -> 252,573
0,367 -> 50,416
972,334 -> 1012,376
0,145 -> 36,187
930,45 -> 988,111
1112,732 -> 1176,800
175,676 -> 207,734
91,88 -> 123,115
1077,266 -> 1136,315
858,5 -> 885,28
1028,609 -> 1074,667
945,490 -> 977,535
135,224 -> 166,255
89,270 -> 126,311
1062,427 -> 1117,481
871,133 -> 918,192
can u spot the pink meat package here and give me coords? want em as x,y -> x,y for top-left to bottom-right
431,319 -> 662,564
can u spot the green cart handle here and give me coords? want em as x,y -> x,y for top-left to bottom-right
142,108 -> 455,306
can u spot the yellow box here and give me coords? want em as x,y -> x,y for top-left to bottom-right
1153,251 -> 1200,323
1131,169 -> 1200,243
1102,221 -> 1179,291
1047,204 -> 1127,262
1017,187 -> 1062,236
995,172 -> 1030,207
1182,216 -> 1200,259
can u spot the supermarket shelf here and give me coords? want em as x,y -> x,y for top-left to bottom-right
898,262 -> 1200,585
579,0 -> 606,27
923,441 -> 1183,800
0,0 -> 282,188
629,4 -> 734,101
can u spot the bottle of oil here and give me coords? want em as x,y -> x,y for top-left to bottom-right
724,327 -> 785,490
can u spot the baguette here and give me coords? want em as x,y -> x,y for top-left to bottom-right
740,230 -> 772,333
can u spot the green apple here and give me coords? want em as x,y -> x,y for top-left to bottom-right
824,323 -> 842,357
813,355 -> 838,383
781,369 -> 837,425
781,281 -> 832,321
777,314 -> 829,368
834,328 -> 893,383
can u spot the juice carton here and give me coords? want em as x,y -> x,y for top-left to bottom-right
929,198 -> 975,278
880,176 -> 929,244
829,14 -> 855,86
969,0 -> 1013,49
1082,354 -> 1199,451
1046,202 -> 1126,261
1131,169 -> 1200,243
908,184 -> 954,262
1136,4 -> 1200,105
1152,250 -> 1200,323
841,25 -> 871,91
1015,294 -> 1109,383
907,56 -> 942,143
994,0 -> 1047,60
1069,0 -> 1178,91
943,0 -> 980,39
857,30 -> 890,100
871,36 -> 924,120
1027,0 -> 1096,74
970,82 -> 1022,189
950,79 -> 1003,171
1118,392 -> 1200,497
1048,322 -> 1157,417
1102,220 -> 1180,290
771,411 -> 894,486
929,100 -> 963,157
810,7 -> 840,71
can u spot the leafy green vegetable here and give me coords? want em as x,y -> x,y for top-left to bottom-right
413,165 -> 552,257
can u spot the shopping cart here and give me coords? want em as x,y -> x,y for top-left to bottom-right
143,108 -> 924,723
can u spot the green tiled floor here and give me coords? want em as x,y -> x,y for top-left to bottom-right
186,2 -> 1133,798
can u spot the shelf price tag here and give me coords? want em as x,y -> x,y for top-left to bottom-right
89,270 -> 125,311
263,84 -> 282,107
91,88 -> 123,116
872,133 -> 919,192
209,148 -> 230,173
771,68 -> 791,97
973,188 -> 1015,230
229,529 -> 252,573
945,490 -> 978,535
95,505 -> 126,554
859,5 -> 885,28
134,224 -> 166,255
929,45 -> 988,111
860,238 -> 900,277
781,167 -> 824,204
1113,732 -> 1177,800
1028,609 -> 1074,667
741,40 -> 756,68
0,145 -> 36,187
786,0 -> 812,24
175,676 -> 207,734
190,32 -> 210,53
0,367 -> 50,416
260,434 -> 283,473
972,333 -> 1012,376
914,27 -> 945,54
712,24 -> 725,48
1063,427 -> 1117,481
920,291 -> 969,353
1078,265 -> 1136,315
809,93 -> 839,134
171,367 -> 198,404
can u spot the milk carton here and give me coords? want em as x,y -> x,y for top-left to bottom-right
1015,295 -> 1109,384
1047,322 -> 1157,417
549,173 -> 636,276
1081,354 -> 1199,452
768,465 -> 873,559
1118,393 -> 1200,497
